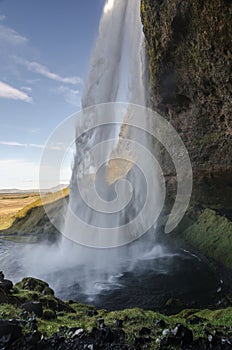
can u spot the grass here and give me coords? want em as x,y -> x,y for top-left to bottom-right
0,277 -> 232,347
1,299 -> 232,347
183,208 -> 232,269
0,193 -> 40,230
0,188 -> 69,236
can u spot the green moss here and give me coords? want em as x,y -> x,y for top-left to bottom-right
0,296 -> 232,347
42,309 -> 57,320
0,303 -> 20,319
183,209 -> 232,269
195,308 -> 232,327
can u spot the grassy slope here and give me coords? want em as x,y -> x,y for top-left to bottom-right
0,193 -> 40,230
1,291 -> 232,347
0,188 -> 69,241
181,208 -> 232,270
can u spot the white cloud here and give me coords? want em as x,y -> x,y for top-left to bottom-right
0,159 -> 71,190
0,24 -> 28,45
21,86 -> 32,92
0,141 -> 43,148
0,14 -> 6,22
0,81 -> 32,103
0,159 -> 39,189
14,57 -> 82,85
55,85 -> 81,106
0,140 -> 69,151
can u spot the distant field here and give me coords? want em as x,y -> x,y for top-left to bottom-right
0,193 -> 40,230
0,188 -> 69,231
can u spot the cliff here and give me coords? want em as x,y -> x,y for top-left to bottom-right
141,0 -> 232,208
141,0 -> 232,268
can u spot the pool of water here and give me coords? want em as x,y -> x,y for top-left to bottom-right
0,237 -> 223,313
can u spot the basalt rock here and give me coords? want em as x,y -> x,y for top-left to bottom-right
0,320 -> 22,346
16,277 -> 54,296
141,0 -> 232,209
21,301 -> 43,317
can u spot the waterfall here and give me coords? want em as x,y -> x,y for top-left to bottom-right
82,0 -> 145,107
8,0 -> 164,299
59,0 -> 163,297
0,0 -> 196,306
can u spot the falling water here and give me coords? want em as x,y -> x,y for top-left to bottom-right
82,0 -> 145,107
60,0 -> 163,297
1,0 -> 164,299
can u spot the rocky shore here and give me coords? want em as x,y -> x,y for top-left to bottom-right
0,272 -> 232,349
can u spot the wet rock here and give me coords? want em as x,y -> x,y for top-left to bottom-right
161,324 -> 194,347
172,323 -> 193,345
85,345 -> 94,350
156,319 -> 166,329
187,315 -> 205,325
0,320 -> 22,345
73,328 -> 84,338
0,271 -> 4,281
26,330 -> 42,345
221,337 -> 232,346
58,325 -> 68,335
162,329 -> 171,337
20,310 -> 29,319
87,309 -> 98,317
1,279 -> 13,292
28,315 -> 38,331
114,319 -> 123,328
97,318 -> 105,328
139,327 -> 151,336
102,327 -> 116,342
134,336 -> 151,346
0,286 -> 8,304
21,301 -> 43,317
208,334 -> 217,345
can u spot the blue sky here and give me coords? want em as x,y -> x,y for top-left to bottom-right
0,0 -> 105,189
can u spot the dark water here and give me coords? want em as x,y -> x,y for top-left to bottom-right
56,249 -> 221,312
0,238 -> 222,313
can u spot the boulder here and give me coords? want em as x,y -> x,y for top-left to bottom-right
0,271 -> 4,281
16,277 -> 54,295
114,319 -> 123,328
139,327 -> 151,336
42,308 -> 57,320
1,279 -> 13,292
0,320 -> 22,345
21,301 -> 43,317
172,323 -> 193,345
0,287 -> 8,304
156,319 -> 166,329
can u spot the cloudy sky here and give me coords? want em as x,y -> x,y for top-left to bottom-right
0,0 -> 105,189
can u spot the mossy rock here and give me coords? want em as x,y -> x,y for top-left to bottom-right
15,277 -> 54,296
42,308 -> 57,320
0,286 -> 9,304
183,208 -> 232,269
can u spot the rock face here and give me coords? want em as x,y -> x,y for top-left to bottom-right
141,0 -> 232,208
